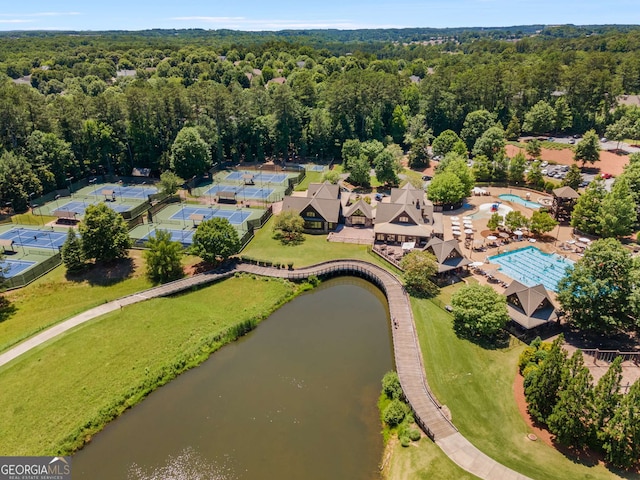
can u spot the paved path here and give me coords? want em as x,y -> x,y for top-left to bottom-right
0,259 -> 532,480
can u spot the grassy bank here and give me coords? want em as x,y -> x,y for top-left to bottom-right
0,275 -> 298,455
411,287 -> 634,480
0,250 -> 153,353
243,217 -> 396,270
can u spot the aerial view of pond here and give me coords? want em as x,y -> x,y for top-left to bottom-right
73,276 -> 394,480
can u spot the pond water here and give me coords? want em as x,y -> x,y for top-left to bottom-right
73,277 -> 394,480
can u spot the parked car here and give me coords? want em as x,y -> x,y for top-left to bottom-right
601,137 -> 608,143
422,175 -> 432,181
541,169 -> 548,175
541,161 -> 548,167
600,172 -> 613,179
569,139 -> 575,144
375,193 -> 385,201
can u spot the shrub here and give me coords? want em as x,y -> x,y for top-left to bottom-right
399,435 -> 411,447
383,399 -> 407,427
382,371 -> 402,400
408,428 -> 421,442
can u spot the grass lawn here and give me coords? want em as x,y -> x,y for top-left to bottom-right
0,250 -> 202,354
11,212 -> 58,226
294,170 -> 323,191
412,286 -> 635,480
0,275 -> 297,455
243,216 -> 397,270
384,437 -> 478,480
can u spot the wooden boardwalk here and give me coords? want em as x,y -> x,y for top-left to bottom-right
237,260 -> 458,440
0,259 -> 531,480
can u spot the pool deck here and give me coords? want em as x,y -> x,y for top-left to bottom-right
441,186 -> 583,300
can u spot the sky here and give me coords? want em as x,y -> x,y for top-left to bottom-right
0,0 -> 639,31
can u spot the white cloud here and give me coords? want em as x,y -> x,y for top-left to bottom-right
0,19 -> 32,24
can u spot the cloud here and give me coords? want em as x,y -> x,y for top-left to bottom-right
170,16 -> 400,30
0,19 -> 32,24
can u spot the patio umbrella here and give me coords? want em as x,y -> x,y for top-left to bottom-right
566,239 -> 576,244
451,221 -> 460,226
470,261 -> 484,267
464,229 -> 474,234
452,226 -> 461,231
452,231 -> 461,236
513,230 -> 523,236
499,232 -> 509,238
451,216 -> 459,221
578,237 -> 591,243
487,235 -> 497,241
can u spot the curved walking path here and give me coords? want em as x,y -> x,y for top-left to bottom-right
0,259 -> 531,480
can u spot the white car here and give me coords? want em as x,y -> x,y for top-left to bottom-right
541,161 -> 548,167
541,169 -> 548,175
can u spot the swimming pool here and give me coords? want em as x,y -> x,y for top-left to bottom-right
498,194 -> 541,209
488,246 -> 573,292
467,203 -> 513,220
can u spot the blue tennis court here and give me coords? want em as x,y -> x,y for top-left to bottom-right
0,259 -> 36,278
89,184 -> 157,199
170,206 -> 251,225
56,200 -> 132,216
204,185 -> 274,200
306,165 -> 326,172
223,171 -> 288,184
0,228 -> 67,249
141,228 -> 194,246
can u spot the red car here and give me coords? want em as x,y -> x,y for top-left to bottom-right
600,172 -> 613,179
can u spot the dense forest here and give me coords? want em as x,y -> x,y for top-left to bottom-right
1,26 -> 640,210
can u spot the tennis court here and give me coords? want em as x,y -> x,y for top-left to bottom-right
88,184 -> 158,199
204,184 -> 274,200
170,206 -> 251,225
0,259 -> 36,278
306,165 -> 326,172
55,200 -> 132,216
223,171 -> 288,184
141,228 -> 194,246
0,228 -> 67,249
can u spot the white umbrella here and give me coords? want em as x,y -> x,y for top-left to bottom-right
452,230 -> 461,236
470,261 -> 484,267
487,235 -> 497,241
513,230 -> 523,236
578,237 -> 591,243
452,225 -> 461,229
451,216 -> 459,221
567,239 -> 576,244
451,221 -> 460,226
464,229 -> 474,234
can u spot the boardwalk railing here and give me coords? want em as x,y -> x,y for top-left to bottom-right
582,348 -> 640,365
237,259 -> 458,441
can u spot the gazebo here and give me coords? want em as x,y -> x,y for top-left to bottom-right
551,186 -> 579,223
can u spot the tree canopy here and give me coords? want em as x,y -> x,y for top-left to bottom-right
451,284 -> 510,338
191,217 -> 241,264
79,203 -> 131,262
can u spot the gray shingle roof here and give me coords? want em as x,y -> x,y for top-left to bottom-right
503,281 -> 558,329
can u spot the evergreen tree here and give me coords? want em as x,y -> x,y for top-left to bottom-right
525,139 -> 541,160
525,335 -> 567,423
60,229 -> 85,273
602,379 -> 640,469
526,160 -> 544,189
561,164 -> 583,190
505,115 -> 521,141
508,151 -> 527,184
593,357 -> 623,441
547,350 -> 595,447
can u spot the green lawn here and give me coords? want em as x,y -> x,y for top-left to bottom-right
243,216 -> 396,270
385,437 -> 478,480
0,275 -> 297,455
412,287 -> 636,480
295,170 -> 323,190
0,250 -> 154,353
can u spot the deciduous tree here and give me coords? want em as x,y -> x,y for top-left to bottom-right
158,171 -> 184,195
144,229 -> 184,284
79,203 -> 131,262
170,126 -> 211,179
273,210 -> 305,245
529,211 -> 558,236
400,250 -> 438,297
561,164 -> 583,190
451,284 -> 510,338
523,100 -> 555,134
574,129 -> 601,166
191,218 -> 240,264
